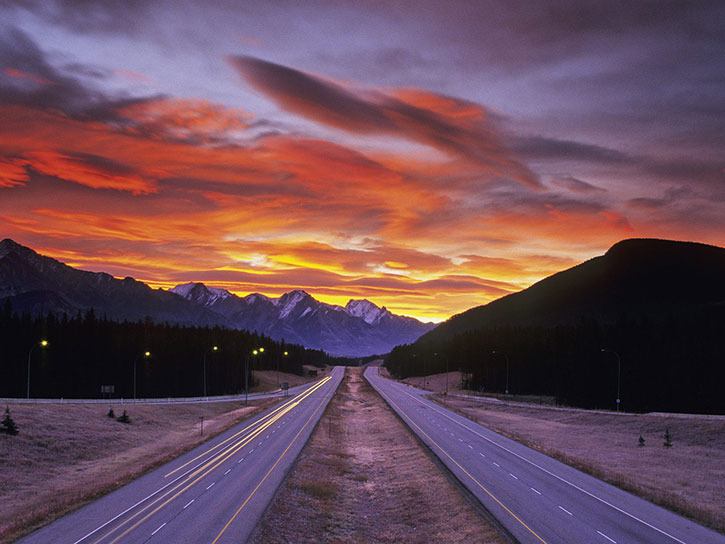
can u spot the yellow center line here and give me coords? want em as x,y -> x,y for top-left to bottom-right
211,375 -> 337,544
92,377 -> 332,544
375,380 -> 548,544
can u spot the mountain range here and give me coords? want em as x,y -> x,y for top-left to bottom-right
0,239 -> 433,357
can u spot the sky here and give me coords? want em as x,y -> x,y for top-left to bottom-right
0,1 -> 723,321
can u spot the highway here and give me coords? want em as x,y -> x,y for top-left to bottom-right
18,367 -> 343,544
365,367 -> 725,544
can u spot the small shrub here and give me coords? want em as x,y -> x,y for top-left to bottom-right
0,406 -> 19,435
116,410 -> 131,424
107,407 -> 115,418
638,434 -> 645,447
663,428 -> 673,447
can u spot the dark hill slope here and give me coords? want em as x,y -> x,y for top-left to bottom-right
421,238 -> 725,344
388,239 -> 725,413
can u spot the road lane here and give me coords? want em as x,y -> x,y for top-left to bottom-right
365,367 -> 724,544
17,367 -> 343,544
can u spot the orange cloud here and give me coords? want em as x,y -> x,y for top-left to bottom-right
23,151 -> 158,195
230,56 -> 541,189
118,98 -> 252,143
0,158 -> 29,188
2,67 -> 52,86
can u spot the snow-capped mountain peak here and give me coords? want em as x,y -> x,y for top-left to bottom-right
345,299 -> 388,325
170,282 -> 232,307
243,293 -> 272,305
277,289 -> 312,319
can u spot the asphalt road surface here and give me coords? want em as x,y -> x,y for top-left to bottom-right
18,367 -> 343,544
365,367 -> 724,544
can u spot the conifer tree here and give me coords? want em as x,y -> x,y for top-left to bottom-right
1,406 -> 19,435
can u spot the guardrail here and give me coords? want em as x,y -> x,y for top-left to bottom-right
0,387 -> 299,405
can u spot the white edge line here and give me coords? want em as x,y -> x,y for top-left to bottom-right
389,379 -> 689,544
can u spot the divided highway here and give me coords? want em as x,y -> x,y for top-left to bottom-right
18,367 -> 343,544
366,367 -> 725,544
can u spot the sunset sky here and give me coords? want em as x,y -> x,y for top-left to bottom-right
1,1 -> 723,321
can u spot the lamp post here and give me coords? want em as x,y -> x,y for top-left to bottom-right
203,345 -> 219,397
601,348 -> 621,412
133,351 -> 151,400
278,350 -> 288,387
245,347 -> 263,405
26,339 -> 49,399
430,352 -> 436,389
492,350 -> 509,395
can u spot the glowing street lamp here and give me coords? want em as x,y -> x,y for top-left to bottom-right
203,345 -> 219,397
133,350 -> 151,400
245,347 -> 263,405
27,339 -> 49,399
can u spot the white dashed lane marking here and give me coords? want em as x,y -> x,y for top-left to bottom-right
559,506 -> 573,516
597,530 -> 617,543
206,482 -> 215,490
183,499 -> 194,509
151,522 -> 166,536
531,487 -> 542,495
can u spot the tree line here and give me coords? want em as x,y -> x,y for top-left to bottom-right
385,307 -> 725,414
0,301 -> 337,399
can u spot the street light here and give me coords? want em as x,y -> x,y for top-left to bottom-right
601,348 -> 621,412
245,347 -> 263,405
26,339 -> 49,399
492,350 -> 509,395
202,345 -> 219,397
278,350 -> 288,387
133,351 -> 151,400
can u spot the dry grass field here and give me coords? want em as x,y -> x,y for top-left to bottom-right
0,398 -> 275,543
251,368 -> 321,392
440,395 -> 725,532
250,367 -> 506,544
402,370 -> 466,393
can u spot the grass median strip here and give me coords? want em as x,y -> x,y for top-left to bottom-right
250,367 -> 506,544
